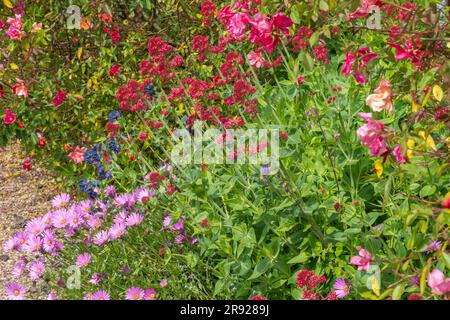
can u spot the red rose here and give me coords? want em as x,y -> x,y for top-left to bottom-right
3,109 -> 17,125
109,64 -> 119,77
52,89 -> 66,107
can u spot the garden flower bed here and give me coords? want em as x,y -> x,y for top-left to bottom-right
0,0 -> 449,301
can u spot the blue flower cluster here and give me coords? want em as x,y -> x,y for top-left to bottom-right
108,138 -> 120,154
84,147 -> 102,165
108,110 -> 121,123
78,178 -> 100,199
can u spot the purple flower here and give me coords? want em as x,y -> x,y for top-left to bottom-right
160,279 -> 168,288
125,213 -> 143,227
424,240 -> 442,254
42,231 -> 56,253
6,282 -> 25,300
171,219 -> 184,232
114,194 -> 135,208
76,253 -> 91,268
109,223 -> 126,239
162,215 -> 172,228
125,287 -> 145,300
24,235 -> 43,253
93,230 -> 110,246
333,278 -> 351,298
144,288 -> 157,300
105,185 -> 116,196
92,290 -> 110,300
52,209 -> 69,229
29,260 -> 45,281
174,232 -> 186,244
47,291 -> 57,300
89,273 -> 105,285
12,258 -> 27,278
51,193 -> 71,208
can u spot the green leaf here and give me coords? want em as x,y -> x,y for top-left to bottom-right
287,252 -> 310,264
419,185 -> 436,198
248,259 -> 270,280
392,285 -> 404,300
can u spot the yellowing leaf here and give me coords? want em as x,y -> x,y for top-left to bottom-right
3,0 -> 13,8
432,85 -> 443,102
421,89 -> 432,107
411,100 -> 418,113
407,139 -> 415,158
426,135 -> 437,151
374,160 -> 383,177
418,131 -> 437,151
371,275 -> 380,297
77,47 -> 83,60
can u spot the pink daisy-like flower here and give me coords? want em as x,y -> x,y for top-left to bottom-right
171,219 -> 184,232
76,253 -> 91,268
87,215 -> 102,230
51,193 -> 71,208
162,215 -> 172,229
42,231 -> 56,253
12,258 -> 27,278
160,278 -> 168,288
92,290 -> 110,300
47,291 -> 57,300
125,213 -> 143,227
93,231 -> 110,246
23,235 -> 43,254
29,260 -> 45,281
125,287 -> 145,300
333,278 -> 351,298
135,188 -> 154,204
25,217 -> 46,236
84,293 -> 93,300
89,273 -> 104,285
113,211 -> 128,225
109,223 -> 126,239
114,194 -> 135,208
52,209 -> 69,229
144,288 -> 157,300
6,282 -> 25,300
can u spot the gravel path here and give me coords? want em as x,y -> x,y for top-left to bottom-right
0,142 -> 60,299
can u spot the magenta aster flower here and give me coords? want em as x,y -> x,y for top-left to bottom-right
160,278 -> 168,288
89,273 -> 104,285
333,278 -> 351,298
23,235 -> 43,253
171,219 -> 184,232
6,282 -> 25,300
424,240 -> 442,254
76,253 -> 91,268
162,215 -> 172,228
42,231 -> 56,253
12,258 -> 27,278
84,293 -> 93,300
93,231 -> 110,246
29,260 -> 45,281
109,223 -> 126,239
113,211 -> 128,225
125,287 -> 144,300
105,185 -> 116,196
51,193 -> 71,208
144,288 -> 157,300
87,215 -> 102,230
135,188 -> 154,204
52,209 -> 69,229
114,194 -> 135,208
25,217 -> 46,236
92,290 -> 110,300
125,213 -> 143,227
47,291 -> 57,300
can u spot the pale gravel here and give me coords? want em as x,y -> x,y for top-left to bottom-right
0,142 -> 60,300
